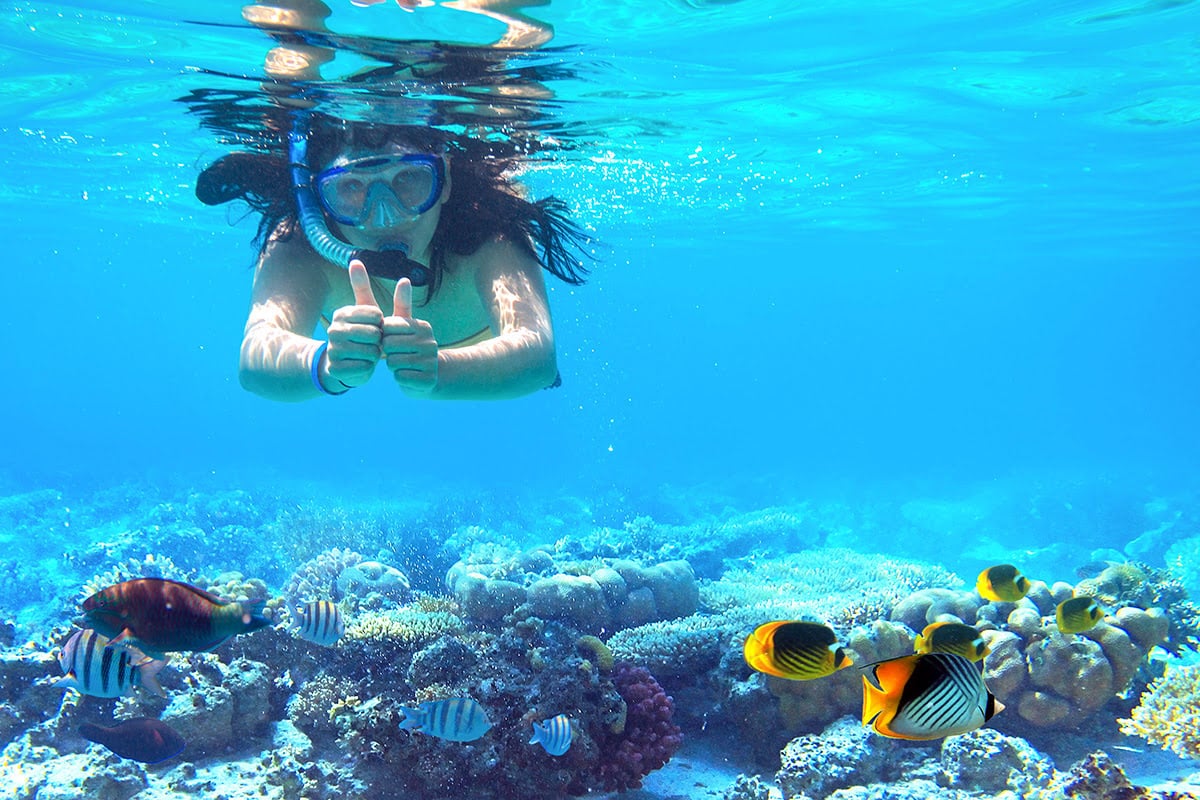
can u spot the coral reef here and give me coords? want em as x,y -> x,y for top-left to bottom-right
1119,664 -> 1200,760
590,663 -> 683,792
446,550 -> 699,633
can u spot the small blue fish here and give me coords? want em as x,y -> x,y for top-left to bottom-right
529,713 -> 572,756
399,697 -> 492,742
55,629 -> 167,698
294,600 -> 345,647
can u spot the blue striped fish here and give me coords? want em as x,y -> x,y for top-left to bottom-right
294,600 -> 345,647
399,697 -> 492,742
55,628 -> 167,698
529,713 -> 572,756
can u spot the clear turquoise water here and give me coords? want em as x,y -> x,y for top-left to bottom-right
1,0 -> 1198,500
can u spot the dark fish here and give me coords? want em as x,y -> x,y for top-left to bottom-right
862,652 -> 1003,740
83,578 -> 268,659
975,564 -> 1031,603
79,718 -> 186,764
743,620 -> 852,680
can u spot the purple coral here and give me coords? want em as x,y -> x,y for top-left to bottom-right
594,663 -> 683,792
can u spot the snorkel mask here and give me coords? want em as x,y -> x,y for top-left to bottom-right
288,112 -> 434,286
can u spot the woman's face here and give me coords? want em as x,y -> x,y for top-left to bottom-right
319,141 -> 451,265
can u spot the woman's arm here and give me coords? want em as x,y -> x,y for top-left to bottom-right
238,233 -> 335,401
417,237 -> 559,401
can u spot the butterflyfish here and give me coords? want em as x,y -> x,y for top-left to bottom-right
399,697 -> 492,742
743,620 -> 852,681
913,621 -> 990,662
1056,596 -> 1103,634
975,564 -> 1031,603
862,652 -> 1004,740
294,600 -> 345,647
83,578 -> 269,659
529,713 -> 573,756
79,718 -> 186,764
55,628 -> 167,698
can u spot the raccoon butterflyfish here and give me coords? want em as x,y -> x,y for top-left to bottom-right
975,564 -> 1031,602
1056,596 -> 1103,634
743,620 -> 852,681
862,651 -> 1004,740
913,621 -> 990,662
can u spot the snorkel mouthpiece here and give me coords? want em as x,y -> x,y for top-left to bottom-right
288,114 -> 431,286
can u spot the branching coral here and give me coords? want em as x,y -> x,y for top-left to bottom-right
1119,664 -> 1200,759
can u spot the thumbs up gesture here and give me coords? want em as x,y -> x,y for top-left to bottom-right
323,259 -> 385,390
383,275 -> 440,394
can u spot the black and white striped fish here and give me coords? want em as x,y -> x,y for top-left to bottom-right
293,600 -> 345,647
529,713 -> 573,756
55,628 -> 167,698
862,651 -> 1003,740
399,697 -> 492,742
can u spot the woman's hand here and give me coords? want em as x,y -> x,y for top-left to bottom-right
323,260 -> 384,390
383,277 -> 440,394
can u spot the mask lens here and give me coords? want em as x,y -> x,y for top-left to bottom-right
316,155 -> 441,225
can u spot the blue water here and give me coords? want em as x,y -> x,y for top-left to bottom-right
2,1 -> 1199,795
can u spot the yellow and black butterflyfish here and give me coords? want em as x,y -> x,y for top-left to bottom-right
975,564 -> 1031,603
1056,595 -> 1103,634
743,620 -> 852,681
914,621 -> 990,662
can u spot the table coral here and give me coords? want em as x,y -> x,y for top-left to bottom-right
1118,664 -> 1200,760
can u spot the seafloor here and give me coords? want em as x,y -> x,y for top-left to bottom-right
1,474 -> 1199,799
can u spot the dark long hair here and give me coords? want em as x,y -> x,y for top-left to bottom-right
190,100 -> 591,296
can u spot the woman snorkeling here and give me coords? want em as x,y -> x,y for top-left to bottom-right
193,106 -> 590,401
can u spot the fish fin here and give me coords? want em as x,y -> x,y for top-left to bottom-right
529,721 -> 543,745
53,675 -> 81,693
398,706 -> 421,731
138,660 -> 169,698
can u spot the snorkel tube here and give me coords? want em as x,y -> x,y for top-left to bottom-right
288,113 -> 432,286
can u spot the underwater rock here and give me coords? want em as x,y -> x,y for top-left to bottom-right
776,716 -> 919,800
937,727 -> 1055,794
336,561 -> 410,601
447,553 -> 697,633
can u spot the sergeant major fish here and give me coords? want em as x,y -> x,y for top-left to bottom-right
56,628 -> 168,698
291,600 -> 345,647
529,713 -> 572,756
83,578 -> 269,659
399,697 -> 492,742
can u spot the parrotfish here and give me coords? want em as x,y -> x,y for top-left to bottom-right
82,578 -> 269,659
55,628 -> 168,698
862,652 -> 1003,740
79,718 -> 186,764
743,620 -> 852,680
529,713 -> 573,756
399,697 -> 492,742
